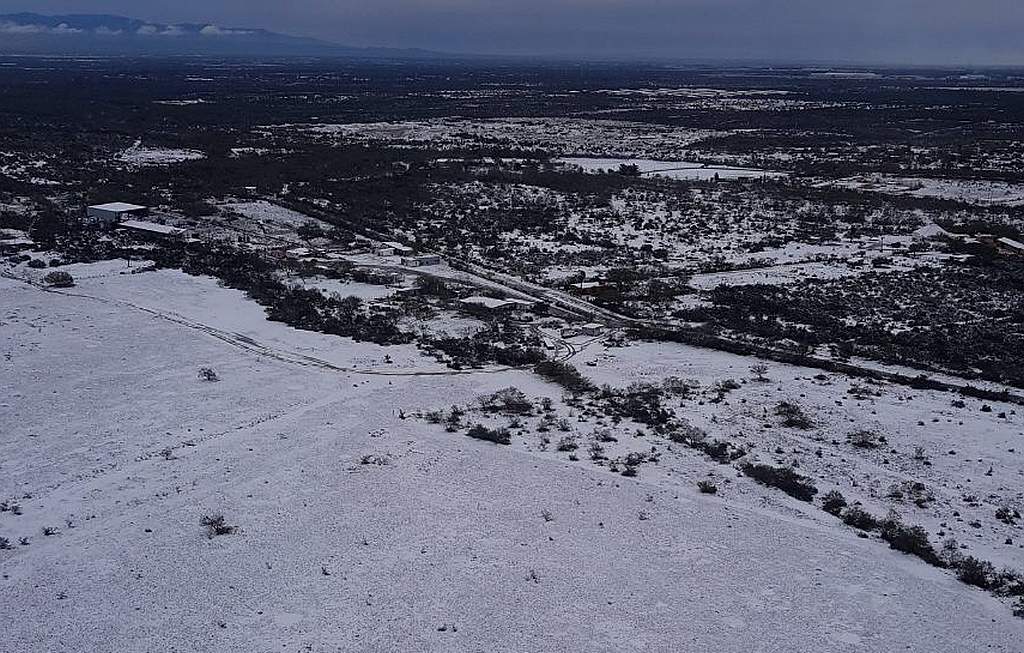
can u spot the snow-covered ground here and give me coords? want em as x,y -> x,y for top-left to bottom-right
220,200 -> 332,231
2,264 -> 1023,650
118,140 -> 205,166
827,175 -> 1024,206
278,117 -> 719,160
558,157 -> 788,181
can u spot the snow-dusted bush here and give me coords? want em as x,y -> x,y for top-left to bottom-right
466,424 -> 511,445
43,270 -> 74,288
200,514 -> 237,539
775,401 -> 814,429
841,506 -> 879,531
821,490 -> 848,516
697,480 -> 718,495
741,462 -> 818,502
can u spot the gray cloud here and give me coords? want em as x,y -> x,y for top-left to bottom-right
0,19 -> 81,34
1,0 -> 1022,64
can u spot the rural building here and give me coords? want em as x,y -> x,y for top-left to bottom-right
506,298 -> 536,312
459,296 -> 516,315
401,254 -> 443,267
997,237 -> 1024,256
117,220 -> 186,240
581,323 -> 605,336
376,241 -> 413,256
560,327 -> 581,338
87,202 -> 148,225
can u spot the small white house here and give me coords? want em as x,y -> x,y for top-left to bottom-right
87,202 -> 148,225
581,323 -> 605,337
401,254 -> 443,267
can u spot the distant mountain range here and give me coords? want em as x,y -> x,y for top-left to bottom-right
0,13 -> 445,58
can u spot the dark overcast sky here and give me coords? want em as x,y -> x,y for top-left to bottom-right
2,0 -> 1023,64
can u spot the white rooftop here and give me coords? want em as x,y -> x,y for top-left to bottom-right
998,237 -> 1024,250
460,296 -> 512,310
89,202 -> 147,213
118,220 -> 184,236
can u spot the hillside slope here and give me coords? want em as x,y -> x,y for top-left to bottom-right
0,267 -> 1021,651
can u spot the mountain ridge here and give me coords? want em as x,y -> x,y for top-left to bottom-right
0,12 -> 447,59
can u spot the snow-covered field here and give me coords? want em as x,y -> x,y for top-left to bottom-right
279,117 -> 719,160
2,264 -> 1023,650
827,175 -> 1024,206
118,141 -> 206,166
559,157 -> 788,181
220,200 -> 332,230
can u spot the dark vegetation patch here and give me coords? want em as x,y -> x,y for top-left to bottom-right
741,462 -> 818,502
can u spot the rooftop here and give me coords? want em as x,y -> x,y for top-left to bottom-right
118,220 -> 185,236
89,202 -> 147,213
460,296 -> 513,310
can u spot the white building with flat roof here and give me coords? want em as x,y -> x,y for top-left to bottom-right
87,202 -> 148,225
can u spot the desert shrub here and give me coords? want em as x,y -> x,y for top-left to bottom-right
741,463 -> 818,502
697,480 -> 718,495
200,514 -> 236,539
667,421 -> 707,446
848,430 -> 885,449
478,388 -> 534,415
197,367 -> 219,382
821,490 -> 848,516
623,452 -> 649,468
533,360 -> 595,394
475,388 -> 532,413
701,439 -> 746,463
841,506 -> 879,531
957,556 -> 998,589
27,258 -> 46,269
556,436 -> 578,452
466,424 -> 512,445
43,270 -> 74,288
669,423 -> 746,463
996,507 -> 1020,525
603,382 -> 674,427
880,516 -> 944,567
775,401 -> 813,429
0,536 -> 11,550
359,454 -> 390,466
